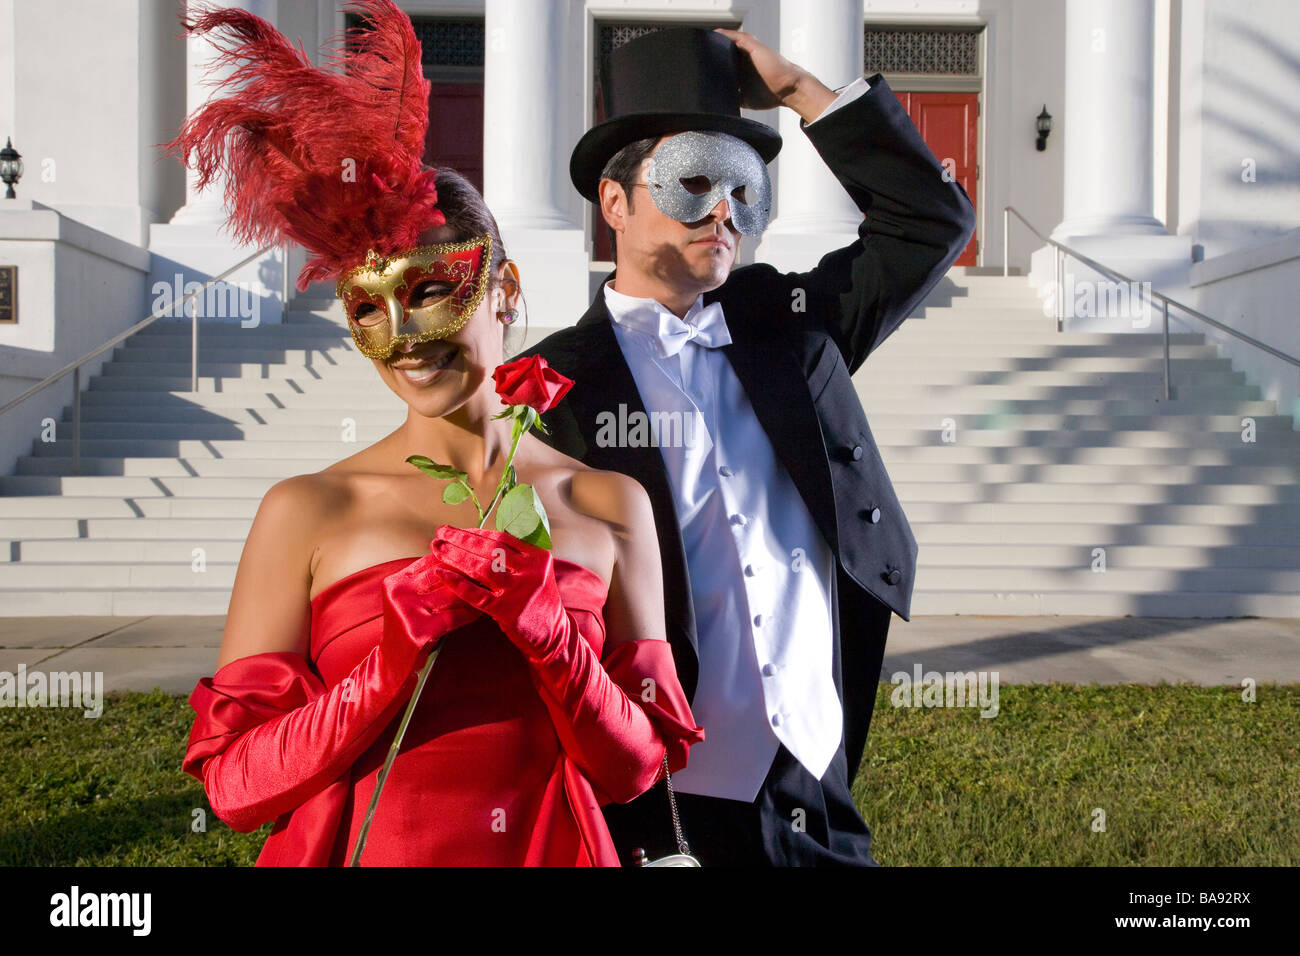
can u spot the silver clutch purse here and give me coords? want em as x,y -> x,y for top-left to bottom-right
631,755 -> 701,867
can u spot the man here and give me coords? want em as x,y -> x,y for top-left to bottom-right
520,26 -> 975,865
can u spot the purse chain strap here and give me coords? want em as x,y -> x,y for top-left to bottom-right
661,754 -> 691,856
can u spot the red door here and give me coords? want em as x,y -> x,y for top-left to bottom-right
894,91 -> 978,266
426,82 -> 484,193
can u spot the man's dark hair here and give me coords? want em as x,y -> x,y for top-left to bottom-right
597,136 -> 660,261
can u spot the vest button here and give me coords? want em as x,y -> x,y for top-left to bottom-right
882,567 -> 902,586
852,444 -> 864,460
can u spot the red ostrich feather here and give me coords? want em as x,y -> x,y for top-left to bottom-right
165,0 -> 444,291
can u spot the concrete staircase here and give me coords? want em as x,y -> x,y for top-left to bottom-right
1,270 -> 1297,616
1,301 -> 408,614
863,272 -> 1300,617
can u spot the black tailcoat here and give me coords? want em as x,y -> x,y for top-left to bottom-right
520,73 -> 976,861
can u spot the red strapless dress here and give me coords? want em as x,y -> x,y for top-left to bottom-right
182,556 -> 702,866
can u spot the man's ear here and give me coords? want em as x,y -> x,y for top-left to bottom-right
597,178 -> 628,237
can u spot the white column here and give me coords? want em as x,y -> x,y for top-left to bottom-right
1030,0 -> 1193,331
757,0 -> 864,272
1053,0 -> 1165,238
481,0 -> 587,329
150,0 -> 286,322
170,0 -> 276,225
483,0 -> 570,230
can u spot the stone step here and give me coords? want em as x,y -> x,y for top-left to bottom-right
31,426 -> 1295,456
857,369 -> 1246,387
83,374 -> 1257,401
881,329 -> 1207,344
895,500 -> 1300,525
115,344 -> 1231,372
913,543 -> 1300,567
873,343 -> 1216,358
908,565 -> 1300,593
2,516 -> 1291,548
854,383 -> 1263,400
4,589 -> 234,616
94,360 -> 1247,388
116,345 -> 355,364
920,287 -> 1045,299
877,445 -> 1293,465
10,444 -> 1295,484
67,389 -> 1282,417
7,537 -> 1296,570
6,456 -> 1297,485
880,461 -> 1299,482
47,408 -> 1294,435
914,306 -> 1065,321
6,468 -> 1297,505
890,482 -> 1300,505
2,561 -> 1289,598
30,586 -> 1279,617
1,494 -> 1295,526
927,274 -> 1037,287
907,589 -> 1300,617
138,321 -> 350,340
910,522 -> 1299,547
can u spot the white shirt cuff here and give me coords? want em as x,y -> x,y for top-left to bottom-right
805,75 -> 871,126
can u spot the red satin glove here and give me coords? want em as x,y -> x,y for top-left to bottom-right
184,555 -> 481,833
429,524 -> 700,804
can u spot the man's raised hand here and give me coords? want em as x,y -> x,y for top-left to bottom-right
713,27 -> 836,123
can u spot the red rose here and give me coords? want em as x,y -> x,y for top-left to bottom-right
492,355 -> 574,413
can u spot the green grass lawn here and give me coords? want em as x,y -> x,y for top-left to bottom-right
1,683 -> 1295,866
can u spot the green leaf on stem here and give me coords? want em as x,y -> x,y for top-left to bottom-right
495,482 -> 552,550
407,455 -> 468,482
519,494 -> 552,549
442,482 -> 471,505
531,414 -> 551,435
494,483 -> 540,539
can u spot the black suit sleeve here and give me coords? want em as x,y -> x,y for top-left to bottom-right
781,73 -> 976,375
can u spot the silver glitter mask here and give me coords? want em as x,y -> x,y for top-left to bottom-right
645,131 -> 772,236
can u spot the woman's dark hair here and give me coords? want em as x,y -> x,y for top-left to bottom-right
430,167 -> 527,355
598,136 -> 660,260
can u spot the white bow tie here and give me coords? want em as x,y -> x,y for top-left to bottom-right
615,300 -> 733,357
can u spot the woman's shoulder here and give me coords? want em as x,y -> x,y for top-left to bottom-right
544,459 -> 653,532
252,469 -> 361,570
282,447 -> 398,510
261,469 -> 351,517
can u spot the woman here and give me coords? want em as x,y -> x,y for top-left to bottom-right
175,0 -> 702,866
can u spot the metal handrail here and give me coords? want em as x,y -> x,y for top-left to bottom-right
0,242 -> 279,474
1002,205 -> 1300,401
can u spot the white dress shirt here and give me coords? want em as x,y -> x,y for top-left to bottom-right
600,76 -> 872,802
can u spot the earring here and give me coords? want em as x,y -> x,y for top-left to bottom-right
498,308 -> 518,325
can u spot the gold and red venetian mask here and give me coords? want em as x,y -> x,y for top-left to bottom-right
335,234 -> 493,361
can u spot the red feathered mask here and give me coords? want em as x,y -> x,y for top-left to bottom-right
166,0 -> 444,291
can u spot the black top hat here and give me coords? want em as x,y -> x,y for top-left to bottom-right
569,27 -> 783,203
